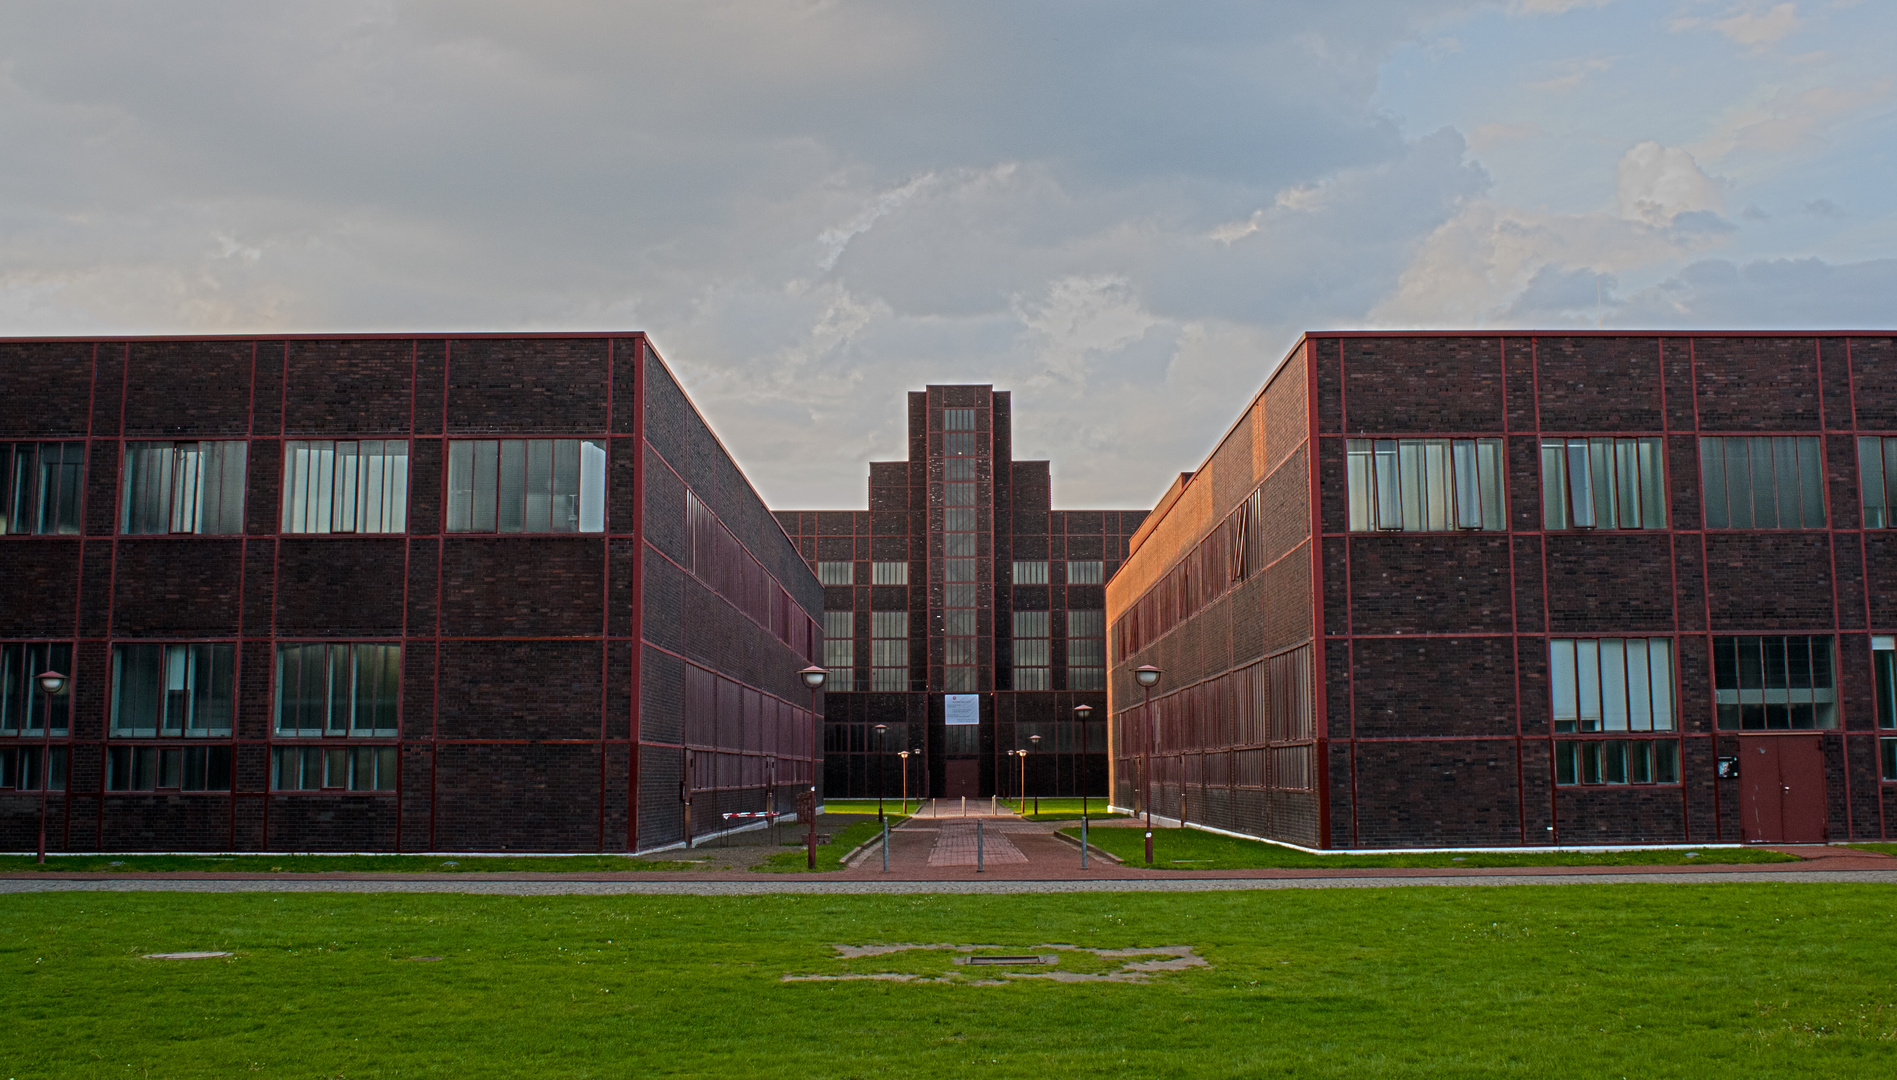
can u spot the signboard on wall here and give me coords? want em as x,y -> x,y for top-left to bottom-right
944,694 -> 980,726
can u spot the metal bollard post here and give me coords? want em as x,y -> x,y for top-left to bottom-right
881,817 -> 889,873
977,820 -> 984,873
1081,816 -> 1089,869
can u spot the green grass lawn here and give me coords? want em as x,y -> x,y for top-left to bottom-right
0,853 -> 694,874
823,799 -> 916,816
1065,826 -> 1804,869
1845,843 -> 1897,857
999,797 -> 1128,822
753,817 -> 892,873
5,885 -> 1895,1077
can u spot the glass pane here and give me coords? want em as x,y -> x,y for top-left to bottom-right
1603,740 -> 1627,784
1810,636 -> 1833,689
1654,740 -> 1679,783
1600,639 -> 1628,731
1397,441 -> 1423,530
1373,441 -> 1400,529
1629,740 -> 1652,783
113,644 -> 163,736
1477,439 -> 1504,531
1422,440 -> 1452,531
332,442 -> 358,533
579,439 -> 606,533
1347,441 -> 1371,531
1452,441 -> 1481,528
1625,638 -> 1652,731
1886,440 -> 1897,528
502,439 -> 531,532
1772,436 -> 1801,528
121,444 -> 171,534
328,642 -> 350,733
1567,441 -> 1595,527
1648,639 -> 1674,731
1637,438 -> 1666,528
1555,742 -> 1576,785
1797,436 -> 1825,528
1613,439 -> 1639,529
552,439 -> 581,533
1749,438 -> 1776,528
1762,636 -> 1788,689
1541,441 -> 1569,530
1550,639 -> 1578,729
1582,742 -> 1601,784
446,441 -> 475,531
1875,651 -> 1897,729
1721,439 -> 1753,528
1589,439 -> 1615,528
161,644 -> 190,734
1862,438 -> 1889,528
1576,639 -> 1601,729
1699,438 -> 1727,528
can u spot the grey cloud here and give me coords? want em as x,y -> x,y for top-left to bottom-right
1616,256 -> 1897,327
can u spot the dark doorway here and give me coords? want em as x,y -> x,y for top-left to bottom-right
944,759 -> 980,799
1738,736 -> 1826,843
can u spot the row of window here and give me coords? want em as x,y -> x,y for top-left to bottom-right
0,744 -> 393,792
816,559 -> 1106,587
1345,435 -> 1897,534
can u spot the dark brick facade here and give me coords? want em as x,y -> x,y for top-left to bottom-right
0,334 -> 820,854
1112,332 -> 1897,849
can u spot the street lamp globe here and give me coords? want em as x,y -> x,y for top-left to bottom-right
36,670 -> 69,697
1073,704 -> 1091,720
1134,665 -> 1162,688
799,665 -> 827,690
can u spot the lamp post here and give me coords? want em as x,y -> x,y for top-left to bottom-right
873,723 -> 887,822
897,749 -> 912,814
1134,664 -> 1161,865
35,668 -> 69,865
1028,733 -> 1041,815
799,665 -> 827,870
1008,748 -> 1026,814
1074,704 -> 1093,821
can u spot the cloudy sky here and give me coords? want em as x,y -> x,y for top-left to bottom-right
3,1 -> 1893,508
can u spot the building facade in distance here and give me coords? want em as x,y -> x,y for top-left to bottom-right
0,334 -> 822,854
1109,332 -> 1897,848
776,385 -> 1144,802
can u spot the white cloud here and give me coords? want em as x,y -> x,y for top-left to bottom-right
1616,142 -> 1726,222
1690,77 -> 1895,159
1527,56 -> 1612,92
1510,0 -> 1615,13
1706,3 -> 1804,49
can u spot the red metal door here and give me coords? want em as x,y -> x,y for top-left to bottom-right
1739,736 -> 1827,843
944,760 -> 980,799
1777,736 -> 1827,843
1739,738 -> 1783,843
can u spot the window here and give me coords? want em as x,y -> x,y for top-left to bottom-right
1555,740 -> 1680,786
823,611 -> 854,687
1068,610 -> 1106,691
107,746 -> 229,791
944,409 -> 976,430
445,439 -> 605,533
1013,611 -> 1050,690
281,440 -> 408,534
120,441 -> 247,535
1,443 -> 83,535
1859,438 -> 1897,528
871,561 -> 908,585
1549,638 -> 1675,732
1700,436 -> 1825,529
945,458 -> 976,481
1012,561 -> 1048,585
816,561 -> 854,586
1,643 -> 73,735
0,746 -> 67,790
1541,437 -> 1665,530
275,643 -> 400,737
871,612 -> 909,691
1713,635 -> 1836,730
1877,637 -> 1896,781
941,494 -> 979,693
111,644 -> 234,737
271,746 -> 395,791
1067,560 -> 1104,584
1346,438 -> 1504,532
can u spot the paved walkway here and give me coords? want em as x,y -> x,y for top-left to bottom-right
6,803 -> 1895,895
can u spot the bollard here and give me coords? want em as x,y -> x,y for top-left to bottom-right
1144,829 -> 1154,865
977,820 -> 984,873
881,817 -> 889,873
1081,816 -> 1089,869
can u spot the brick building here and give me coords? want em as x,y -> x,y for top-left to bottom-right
1108,332 -> 1897,848
0,334 -> 822,854
776,386 -> 1144,802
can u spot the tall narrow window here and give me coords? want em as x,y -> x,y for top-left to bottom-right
1068,610 -> 1106,691
1012,611 -> 1050,690
281,440 -> 409,534
1700,436 -> 1825,529
0,643 -> 73,735
1713,635 -> 1836,729
1347,438 -> 1503,532
1859,438 -> 1897,529
871,612 -> 909,691
1012,560 -> 1048,585
111,643 -> 235,737
1880,635 -> 1897,780
816,561 -> 854,585
1067,560 -> 1104,584
120,442 -> 247,535
274,643 -> 400,737
1,443 -> 84,535
1540,437 -> 1665,530
823,611 -> 854,689
1550,638 -> 1675,733
445,439 -> 605,533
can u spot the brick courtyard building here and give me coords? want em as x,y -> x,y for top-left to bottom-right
0,334 -> 822,853
776,386 -> 1144,802
1108,332 -> 1897,848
